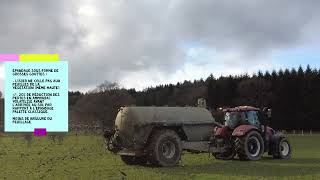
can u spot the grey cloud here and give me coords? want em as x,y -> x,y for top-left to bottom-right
173,0 -> 320,54
68,0 -> 186,89
0,0 -> 84,53
0,0 -> 319,91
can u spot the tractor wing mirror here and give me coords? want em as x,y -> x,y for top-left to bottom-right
262,107 -> 272,125
266,108 -> 272,118
262,107 -> 272,118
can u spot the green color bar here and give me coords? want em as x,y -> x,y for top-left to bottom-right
19,54 -> 59,62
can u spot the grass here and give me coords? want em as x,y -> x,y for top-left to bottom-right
0,134 -> 319,179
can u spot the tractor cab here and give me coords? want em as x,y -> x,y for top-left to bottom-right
223,106 -> 264,129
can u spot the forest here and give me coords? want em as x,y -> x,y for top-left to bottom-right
1,65 -> 320,131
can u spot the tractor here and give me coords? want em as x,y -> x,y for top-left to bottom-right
209,106 -> 291,160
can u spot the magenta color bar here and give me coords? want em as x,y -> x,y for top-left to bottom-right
0,54 -> 19,61
34,128 -> 47,136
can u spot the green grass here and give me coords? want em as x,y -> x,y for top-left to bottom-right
0,134 -> 319,179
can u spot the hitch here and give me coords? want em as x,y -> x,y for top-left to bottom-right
103,129 -> 115,140
103,129 -> 123,153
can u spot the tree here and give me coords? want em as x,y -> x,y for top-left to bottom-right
235,78 -> 272,107
91,81 -> 120,93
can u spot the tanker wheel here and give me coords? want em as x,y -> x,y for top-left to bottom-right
235,131 -> 264,161
147,129 -> 182,167
120,155 -> 147,165
273,137 -> 292,159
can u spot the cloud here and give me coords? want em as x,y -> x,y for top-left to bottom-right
0,1 -> 84,53
176,1 -> 320,53
0,0 -> 320,91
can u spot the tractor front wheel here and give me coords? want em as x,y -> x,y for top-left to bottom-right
235,131 -> 265,161
273,137 -> 291,159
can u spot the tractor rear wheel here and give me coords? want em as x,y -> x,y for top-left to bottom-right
273,137 -> 291,159
235,131 -> 264,161
120,155 -> 147,165
147,129 -> 182,167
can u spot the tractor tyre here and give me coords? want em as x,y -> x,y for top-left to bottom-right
235,131 -> 265,161
272,137 -> 291,159
120,155 -> 147,165
147,129 -> 182,167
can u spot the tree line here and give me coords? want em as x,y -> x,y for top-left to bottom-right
1,65 -> 320,131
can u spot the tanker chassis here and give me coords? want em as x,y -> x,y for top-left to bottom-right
104,106 -> 215,166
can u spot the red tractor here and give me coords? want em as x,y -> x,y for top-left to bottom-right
210,106 -> 291,160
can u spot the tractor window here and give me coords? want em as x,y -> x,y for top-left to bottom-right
245,111 -> 260,127
225,112 -> 238,129
225,112 -> 245,129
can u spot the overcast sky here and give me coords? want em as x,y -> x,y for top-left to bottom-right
1,0 -> 320,92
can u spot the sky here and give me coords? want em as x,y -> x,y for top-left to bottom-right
0,0 -> 320,92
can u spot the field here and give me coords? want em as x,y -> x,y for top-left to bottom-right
0,134 -> 319,180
